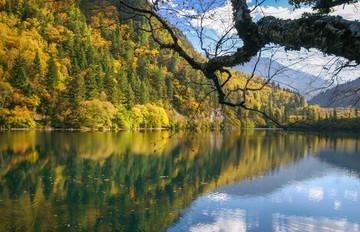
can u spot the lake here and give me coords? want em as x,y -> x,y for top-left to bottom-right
0,130 -> 359,231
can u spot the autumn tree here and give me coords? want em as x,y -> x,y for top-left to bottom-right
0,82 -> 13,108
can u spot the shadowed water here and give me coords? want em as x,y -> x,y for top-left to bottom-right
0,130 -> 359,231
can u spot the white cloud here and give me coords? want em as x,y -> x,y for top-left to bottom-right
207,192 -> 230,202
344,190 -> 358,202
267,47 -> 360,82
186,1 -> 360,35
334,200 -> 341,210
190,0 -> 235,36
251,3 -> 360,81
273,213 -> 360,232
251,2 -> 360,20
331,3 -> 360,20
179,0 -> 360,80
308,187 -> 324,201
251,6 -> 312,19
189,209 -> 247,232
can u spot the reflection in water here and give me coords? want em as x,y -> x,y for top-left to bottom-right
0,130 -> 359,231
273,214 -> 360,232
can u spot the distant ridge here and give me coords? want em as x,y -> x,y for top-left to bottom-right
309,78 -> 360,108
232,57 -> 329,100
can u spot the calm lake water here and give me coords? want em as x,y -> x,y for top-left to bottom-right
0,130 -> 359,231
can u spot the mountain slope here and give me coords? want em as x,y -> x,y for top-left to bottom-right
232,57 -> 329,100
309,78 -> 360,107
0,0 -> 307,128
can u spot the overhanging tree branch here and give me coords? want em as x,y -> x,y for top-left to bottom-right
119,0 -> 360,128
256,15 -> 360,64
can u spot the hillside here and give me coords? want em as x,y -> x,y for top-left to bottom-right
309,77 -> 360,108
233,57 -> 329,100
0,0 -> 307,129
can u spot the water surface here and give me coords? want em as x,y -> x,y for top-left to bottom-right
0,130 -> 359,231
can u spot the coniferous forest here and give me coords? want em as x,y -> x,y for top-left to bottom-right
0,0 -> 350,129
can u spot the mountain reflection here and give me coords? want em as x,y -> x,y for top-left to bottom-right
0,130 -> 359,231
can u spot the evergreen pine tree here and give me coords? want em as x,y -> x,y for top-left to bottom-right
168,53 -> 180,73
24,82 -> 34,96
85,39 -> 96,65
137,55 -> 150,80
128,71 -> 140,101
109,80 -> 119,104
127,84 -> 135,108
33,51 -> 41,79
11,53 -> 33,96
96,65 -> 104,92
117,70 -> 129,104
153,66 -> 166,100
122,40 -> 134,65
68,74 -> 85,104
140,81 -> 149,104
85,68 -> 98,100
103,71 -> 119,103
300,96 -> 305,107
11,53 -> 27,89
99,17 -> 108,39
78,42 -> 88,70
44,56 -> 59,91
165,77 -> 173,101
333,107 -> 338,119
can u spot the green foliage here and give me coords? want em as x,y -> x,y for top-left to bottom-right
79,99 -> 117,128
10,53 -> 33,96
291,116 -> 360,132
0,81 -> 13,108
0,0 -> 328,129
139,81 -> 150,104
44,56 -> 59,92
84,67 -> 99,100
3,106 -> 37,128
68,74 -> 85,103
129,104 -> 170,128
32,51 -> 41,79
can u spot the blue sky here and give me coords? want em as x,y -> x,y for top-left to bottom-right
158,0 -> 360,82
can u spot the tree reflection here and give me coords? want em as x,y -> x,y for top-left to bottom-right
0,130 -> 359,231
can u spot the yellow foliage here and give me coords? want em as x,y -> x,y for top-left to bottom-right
57,12 -> 68,23
6,106 -> 37,128
90,16 -> 101,28
91,30 -> 110,48
134,47 -> 159,60
119,24 -> 130,37
132,57 -> 138,68
0,11 -> 19,27
47,26 -> 68,43
48,42 -> 58,56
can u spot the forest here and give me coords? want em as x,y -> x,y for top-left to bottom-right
0,0 -> 358,130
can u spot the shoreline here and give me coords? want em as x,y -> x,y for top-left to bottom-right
0,127 -> 170,131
